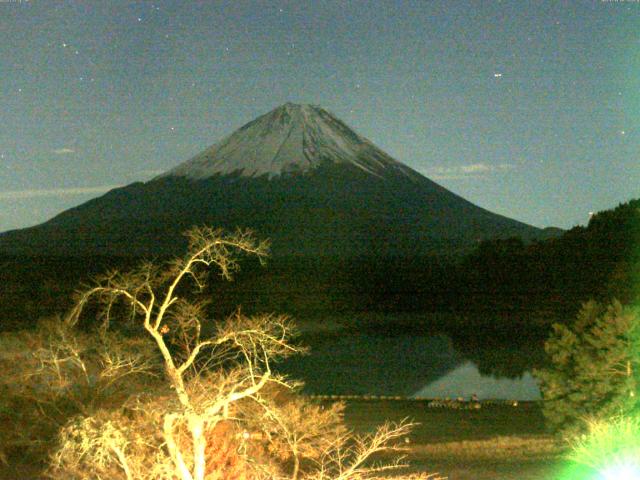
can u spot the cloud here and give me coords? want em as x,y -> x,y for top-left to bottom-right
424,163 -> 516,180
428,173 -> 477,180
52,148 -> 76,155
0,184 -> 122,200
460,163 -> 491,173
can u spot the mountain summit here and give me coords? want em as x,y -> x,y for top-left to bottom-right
162,103 -> 416,180
0,104 -> 556,256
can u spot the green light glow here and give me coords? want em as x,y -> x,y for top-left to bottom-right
558,416 -> 640,480
556,462 -> 592,480
557,459 -> 640,480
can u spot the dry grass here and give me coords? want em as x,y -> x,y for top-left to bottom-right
409,435 -> 561,462
339,400 -> 565,480
404,436 -> 564,480
1,405 -> 565,480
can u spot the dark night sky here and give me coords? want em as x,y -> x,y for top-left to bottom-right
1,0 -> 638,232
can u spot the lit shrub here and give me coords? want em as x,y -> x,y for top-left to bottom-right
534,300 -> 640,434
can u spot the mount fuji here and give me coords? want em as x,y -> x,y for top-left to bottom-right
161,103 -> 420,180
0,103 -> 555,257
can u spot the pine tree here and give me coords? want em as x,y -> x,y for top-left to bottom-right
534,299 -> 640,434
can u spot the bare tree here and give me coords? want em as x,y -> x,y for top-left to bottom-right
35,226 -> 445,480
0,316 -> 156,462
57,227 -> 294,480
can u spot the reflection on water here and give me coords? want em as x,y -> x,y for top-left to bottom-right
279,327 -> 544,398
280,333 -> 462,396
412,361 -> 541,401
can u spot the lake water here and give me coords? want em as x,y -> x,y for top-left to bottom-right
412,361 -> 541,401
279,330 -> 542,400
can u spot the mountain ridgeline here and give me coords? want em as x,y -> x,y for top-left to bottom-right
0,103 -> 553,257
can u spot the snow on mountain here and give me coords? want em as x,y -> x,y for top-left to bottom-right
161,103 -> 418,180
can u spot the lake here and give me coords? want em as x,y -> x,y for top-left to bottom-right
278,326 -> 543,400
412,361 -> 540,400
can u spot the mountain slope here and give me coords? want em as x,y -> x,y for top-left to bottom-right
0,104 -> 555,257
161,103 -> 418,180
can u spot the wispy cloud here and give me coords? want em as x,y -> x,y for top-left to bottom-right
0,184 -> 121,200
425,163 -> 516,180
460,163 -> 491,173
52,148 -> 76,155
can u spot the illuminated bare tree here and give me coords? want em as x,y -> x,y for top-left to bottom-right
41,226 -> 443,480
58,227 -> 296,479
0,316 -> 156,463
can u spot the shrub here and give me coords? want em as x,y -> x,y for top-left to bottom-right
534,299 -> 640,434
0,317 -> 158,462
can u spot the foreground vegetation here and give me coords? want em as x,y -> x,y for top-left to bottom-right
0,199 -> 637,478
535,300 -> 640,435
340,399 -> 562,480
1,397 -> 563,480
0,227 -> 441,480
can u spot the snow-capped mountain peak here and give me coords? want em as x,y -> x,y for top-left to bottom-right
161,103 -> 412,179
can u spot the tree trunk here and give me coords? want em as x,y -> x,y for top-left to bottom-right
190,415 -> 206,480
291,446 -> 300,480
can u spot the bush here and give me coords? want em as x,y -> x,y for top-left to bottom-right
534,299 -> 640,434
0,317 -> 158,462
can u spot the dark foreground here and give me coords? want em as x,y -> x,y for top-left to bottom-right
2,399 -> 568,480
341,399 -> 565,480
